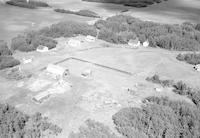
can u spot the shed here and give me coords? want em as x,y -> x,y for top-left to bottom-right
85,35 -> 95,42
36,45 -> 49,52
143,40 -> 149,47
81,69 -> 92,78
32,91 -> 51,103
128,39 -> 140,48
46,64 -> 70,78
68,39 -> 81,47
194,64 -> 200,71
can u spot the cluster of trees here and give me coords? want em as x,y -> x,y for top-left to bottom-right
11,32 -> 57,52
54,9 -> 100,18
0,103 -> 62,138
38,21 -> 97,38
176,53 -> 200,65
69,119 -> 120,138
113,96 -> 200,138
0,41 -> 20,70
146,74 -> 200,108
146,74 -> 174,87
83,0 -> 167,8
6,0 -> 49,9
95,15 -> 200,51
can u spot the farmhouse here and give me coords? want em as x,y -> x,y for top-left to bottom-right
143,40 -> 149,47
85,35 -> 95,42
128,38 -> 140,48
36,45 -> 49,52
46,64 -> 70,79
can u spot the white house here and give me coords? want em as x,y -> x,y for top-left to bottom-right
22,57 -> 33,64
85,35 -> 96,42
36,45 -> 49,52
68,39 -> 81,47
143,40 -> 149,47
46,64 -> 70,78
128,39 -> 140,48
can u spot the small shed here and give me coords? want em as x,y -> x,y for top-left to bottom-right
128,39 -> 140,48
85,35 -> 95,42
81,69 -> 92,78
143,40 -> 149,47
68,39 -> 81,47
194,64 -> 200,71
36,45 -> 49,52
46,64 -> 70,78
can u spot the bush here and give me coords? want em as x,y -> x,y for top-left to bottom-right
176,53 -> 200,65
195,23 -> 200,31
146,74 -> 200,108
0,56 -> 20,70
113,96 -> 200,138
69,119 -> 120,138
0,41 -> 12,56
146,74 -> 174,87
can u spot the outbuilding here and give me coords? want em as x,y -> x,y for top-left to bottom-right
36,45 -> 49,52
46,64 -> 70,79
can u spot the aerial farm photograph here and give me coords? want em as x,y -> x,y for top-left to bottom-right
0,0 -> 200,137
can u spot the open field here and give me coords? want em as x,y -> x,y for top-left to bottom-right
0,35 -> 199,137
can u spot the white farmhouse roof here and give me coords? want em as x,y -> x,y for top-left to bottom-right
143,40 -> 149,47
85,35 -> 95,42
128,39 -> 140,48
46,64 -> 67,76
68,39 -> 81,47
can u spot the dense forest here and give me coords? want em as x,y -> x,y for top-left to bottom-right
0,103 -> 62,138
176,53 -> 200,65
82,0 -> 167,8
6,0 -> 49,9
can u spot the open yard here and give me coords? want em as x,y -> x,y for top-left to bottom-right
0,35 -> 199,137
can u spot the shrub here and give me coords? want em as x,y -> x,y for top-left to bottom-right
146,74 -> 174,87
0,56 -> 20,70
0,41 -> 12,56
146,74 -> 200,108
195,23 -> 200,31
176,53 -> 200,65
69,119 -> 120,138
